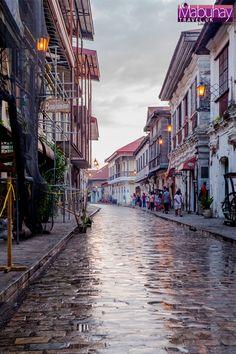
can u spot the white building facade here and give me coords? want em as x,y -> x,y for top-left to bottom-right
134,136 -> 149,195
160,30 -> 210,213
196,16 -> 236,218
105,137 -> 144,205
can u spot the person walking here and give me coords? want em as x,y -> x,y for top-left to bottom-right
142,192 -> 146,208
199,182 -> 208,201
198,182 -> 208,215
163,186 -> 171,214
131,193 -> 136,207
174,189 -> 183,216
150,193 -> 155,211
146,194 -> 150,210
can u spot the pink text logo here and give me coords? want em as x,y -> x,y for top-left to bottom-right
178,3 -> 233,23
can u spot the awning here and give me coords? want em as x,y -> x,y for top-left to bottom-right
73,47 -> 100,81
167,167 -> 175,178
180,157 -> 196,171
76,0 -> 94,40
90,116 -> 99,140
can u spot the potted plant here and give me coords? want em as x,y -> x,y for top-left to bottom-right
77,208 -> 93,233
201,196 -> 214,218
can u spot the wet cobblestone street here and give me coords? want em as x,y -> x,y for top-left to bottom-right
1,205 -> 236,353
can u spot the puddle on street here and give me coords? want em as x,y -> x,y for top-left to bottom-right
1,205 -> 236,353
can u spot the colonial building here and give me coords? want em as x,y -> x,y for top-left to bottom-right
159,30 -> 210,213
87,165 -> 109,203
134,135 -> 149,195
144,107 -> 170,193
105,137 -> 144,205
0,0 -> 99,234
195,5 -> 236,218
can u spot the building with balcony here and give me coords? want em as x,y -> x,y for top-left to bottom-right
87,165 -> 108,203
42,0 -> 100,191
134,135 -> 149,195
195,6 -> 236,218
159,30 -> 210,213
105,137 -> 144,205
144,107 -> 170,192
0,0 -> 99,234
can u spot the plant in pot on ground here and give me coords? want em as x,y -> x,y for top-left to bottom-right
201,195 -> 214,218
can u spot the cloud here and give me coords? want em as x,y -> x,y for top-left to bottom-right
90,0 -> 214,165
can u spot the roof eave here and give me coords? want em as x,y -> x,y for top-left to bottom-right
159,31 -> 200,101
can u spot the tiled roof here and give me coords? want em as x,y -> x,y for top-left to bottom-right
105,137 -> 145,162
117,137 -> 145,153
88,165 -> 108,180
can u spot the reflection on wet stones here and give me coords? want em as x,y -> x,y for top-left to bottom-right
1,205 -> 236,353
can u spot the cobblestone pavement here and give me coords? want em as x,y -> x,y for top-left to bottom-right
1,205 -> 236,353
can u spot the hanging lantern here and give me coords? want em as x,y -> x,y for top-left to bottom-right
37,36 -> 49,52
197,83 -> 206,97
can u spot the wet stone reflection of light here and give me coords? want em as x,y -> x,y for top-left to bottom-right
1,205 -> 236,353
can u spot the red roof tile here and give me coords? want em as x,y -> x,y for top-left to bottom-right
105,137 -> 145,162
88,165 -> 108,180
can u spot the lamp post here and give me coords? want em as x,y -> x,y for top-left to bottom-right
93,158 -> 99,169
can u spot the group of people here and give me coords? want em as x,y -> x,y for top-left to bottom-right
131,186 -> 184,216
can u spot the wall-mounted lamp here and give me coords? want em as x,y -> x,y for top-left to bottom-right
197,79 -> 220,100
197,83 -> 206,97
37,36 -> 49,52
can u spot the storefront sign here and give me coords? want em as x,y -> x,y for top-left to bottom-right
42,99 -> 70,113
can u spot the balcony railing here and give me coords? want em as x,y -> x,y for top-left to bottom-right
108,171 -> 136,181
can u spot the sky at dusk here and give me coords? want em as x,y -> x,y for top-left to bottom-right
89,0 -> 214,167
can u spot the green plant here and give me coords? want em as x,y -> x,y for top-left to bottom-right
201,196 -> 213,209
213,116 -> 221,125
41,145 -> 67,185
80,208 -> 93,227
38,143 -> 67,223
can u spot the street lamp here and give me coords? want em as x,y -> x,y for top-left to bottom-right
167,124 -> 172,132
37,36 -> 49,52
197,83 -> 206,97
93,158 -> 99,169
159,136 -> 163,145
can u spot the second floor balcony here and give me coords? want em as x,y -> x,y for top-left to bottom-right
149,154 -> 168,172
108,170 -> 136,183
